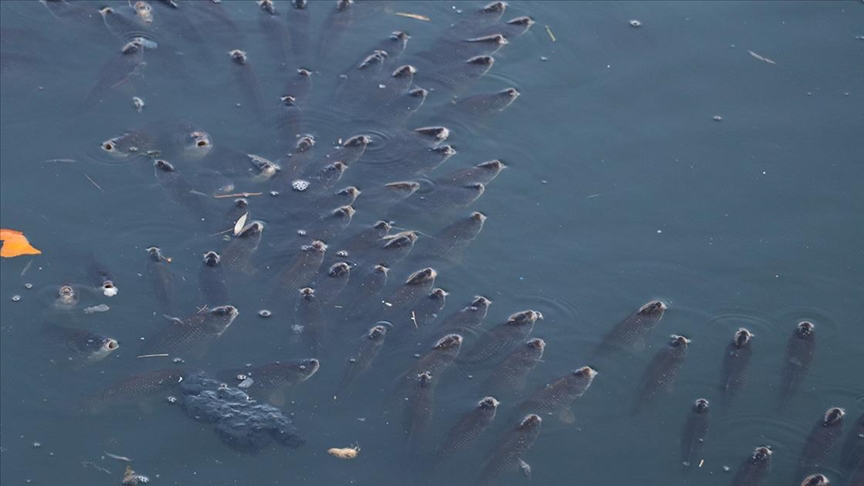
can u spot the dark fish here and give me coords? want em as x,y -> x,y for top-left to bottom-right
595,300 -> 668,355
318,0 -> 356,58
452,87 -> 520,117
460,310 -> 543,365
256,0 -> 290,68
98,5 -> 151,40
413,288 -> 448,328
483,338 -> 546,396
46,284 -> 80,311
377,267 -> 438,325
294,287 -> 325,354
300,186 -> 360,217
315,261 -> 351,307
680,398 -> 710,468
800,474 -> 829,486
145,246 -> 175,315
422,34 -> 508,73
193,168 -> 234,196
436,295 -> 492,334
731,446 -> 773,486
299,205 -> 355,243
141,305 -> 239,358
356,126 -> 451,178
86,252 -> 118,297
427,55 -> 496,94
435,159 -> 505,186
198,251 -> 229,307
479,414 -> 542,485
221,221 -> 264,274
402,371 -> 435,444
227,49 -> 265,122
82,39 -> 147,110
839,413 -> 864,474
100,123 -> 160,160
337,220 -> 392,258
319,134 -> 370,169
153,159 -> 210,225
779,321 -> 816,406
401,334 -> 464,389
271,240 -> 327,307
413,211 -> 486,264
41,323 -> 119,364
220,197 -> 249,232
361,230 -> 420,268
301,161 -> 348,197
798,407 -> 845,477
276,133 -> 315,183
352,181 -> 420,213
435,397 -> 499,461
448,1 -> 508,38
217,358 -> 320,406
634,335 -> 691,412
719,328 -> 754,407
519,366 -> 598,421
81,368 -> 187,414
337,324 -> 388,394
389,183 -> 484,228
341,264 -> 389,314
476,15 -> 536,39
286,0 -> 311,63
278,69 -> 313,139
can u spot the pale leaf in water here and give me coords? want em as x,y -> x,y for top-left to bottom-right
748,50 -> 776,65
234,213 -> 249,236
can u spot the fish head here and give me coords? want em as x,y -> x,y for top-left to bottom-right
228,49 -> 248,65
203,305 -> 239,334
417,371 -> 433,386
734,328 -> 753,347
801,474 -> 829,486
478,396 -> 500,409
368,325 -> 388,340
482,1 -> 507,15
466,34 -> 509,47
328,262 -> 351,278
507,16 -> 535,28
406,267 -> 437,286
273,358 -> 320,383
573,366 -> 598,382
519,414 -> 542,429
526,338 -> 546,351
237,221 -> 265,239
823,407 -> 845,427
383,231 -> 419,249
337,186 -> 361,199
203,251 -> 221,267
508,310 -> 542,327
295,134 -> 315,152
299,287 -> 316,300
751,446 -> 772,463
638,300 -> 667,317
669,335 -> 691,348
409,87 -> 428,100
392,65 -> 417,79
470,295 -> 492,311
343,135 -> 371,148
154,159 -> 175,174
146,246 -> 165,262
373,264 -> 389,275
100,280 -> 118,297
693,398 -> 710,413
88,336 -> 120,361
796,321 -> 815,338
466,55 -> 495,68
291,0 -> 307,9
429,288 -> 448,301
415,126 -> 450,141
434,334 -> 463,350
502,87 -> 520,100
55,285 -> 79,307
384,181 -> 421,198
431,144 -> 457,158
257,0 -> 276,15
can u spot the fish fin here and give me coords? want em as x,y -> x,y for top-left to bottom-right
518,458 -> 532,480
268,390 -> 286,407
558,408 -> 575,424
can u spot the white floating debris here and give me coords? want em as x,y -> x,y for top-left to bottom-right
233,212 -> 249,236
747,50 -> 776,65
132,97 -> 144,113
103,286 -> 118,297
237,377 -> 254,389
292,179 -> 310,192
84,304 -> 110,314
629,19 -> 642,28
713,115 -> 723,121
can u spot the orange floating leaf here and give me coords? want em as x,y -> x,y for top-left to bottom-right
0,228 -> 42,258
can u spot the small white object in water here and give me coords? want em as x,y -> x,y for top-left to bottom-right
103,286 -> 118,297
237,377 -> 254,389
713,115 -> 723,122
292,179 -> 310,192
629,19 -> 642,28
291,324 -> 304,334
84,304 -> 110,314
132,97 -> 144,113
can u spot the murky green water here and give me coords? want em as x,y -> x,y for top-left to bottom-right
1,1 -> 862,485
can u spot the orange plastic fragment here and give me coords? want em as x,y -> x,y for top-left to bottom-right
0,228 -> 42,258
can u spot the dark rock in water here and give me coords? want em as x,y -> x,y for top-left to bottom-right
179,371 -> 304,453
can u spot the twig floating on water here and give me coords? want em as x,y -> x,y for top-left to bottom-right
394,12 -> 430,21
213,192 -> 263,199
545,25 -> 556,42
83,173 -> 105,193
103,451 -> 133,462
136,353 -> 169,359
747,50 -> 776,65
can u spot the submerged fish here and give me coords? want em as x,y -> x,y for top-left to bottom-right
839,412 -> 864,474
435,295 -> 492,335
141,305 -> 239,358
271,240 -> 327,307
798,407 -> 845,477
483,338 -> 546,396
221,221 -> 264,274
412,288 -> 448,328
451,87 -> 520,117
519,366 -> 598,420
42,323 -> 119,364
460,310 -> 543,365
153,159 -> 210,225
435,160 -> 505,186
86,252 -> 119,297
731,446 -> 773,486
633,335 -> 691,412
800,474 -> 829,486
479,413 -> 542,485
337,324 -> 388,394
82,368 -> 186,414
376,267 -> 438,325
400,334 -> 464,391
719,327 -> 754,408
315,261 -> 352,307
145,246 -> 175,315
680,398 -> 710,468
198,250 -> 229,307
402,371 -> 435,444
779,321 -> 816,406
294,287 -> 325,354
435,396 -> 499,461
412,211 -> 486,264
595,300 -> 667,355
217,358 -> 320,407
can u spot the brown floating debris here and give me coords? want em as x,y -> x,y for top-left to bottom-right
328,444 -> 360,459
394,12 -> 430,21
747,50 -> 776,65
545,25 -> 556,42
